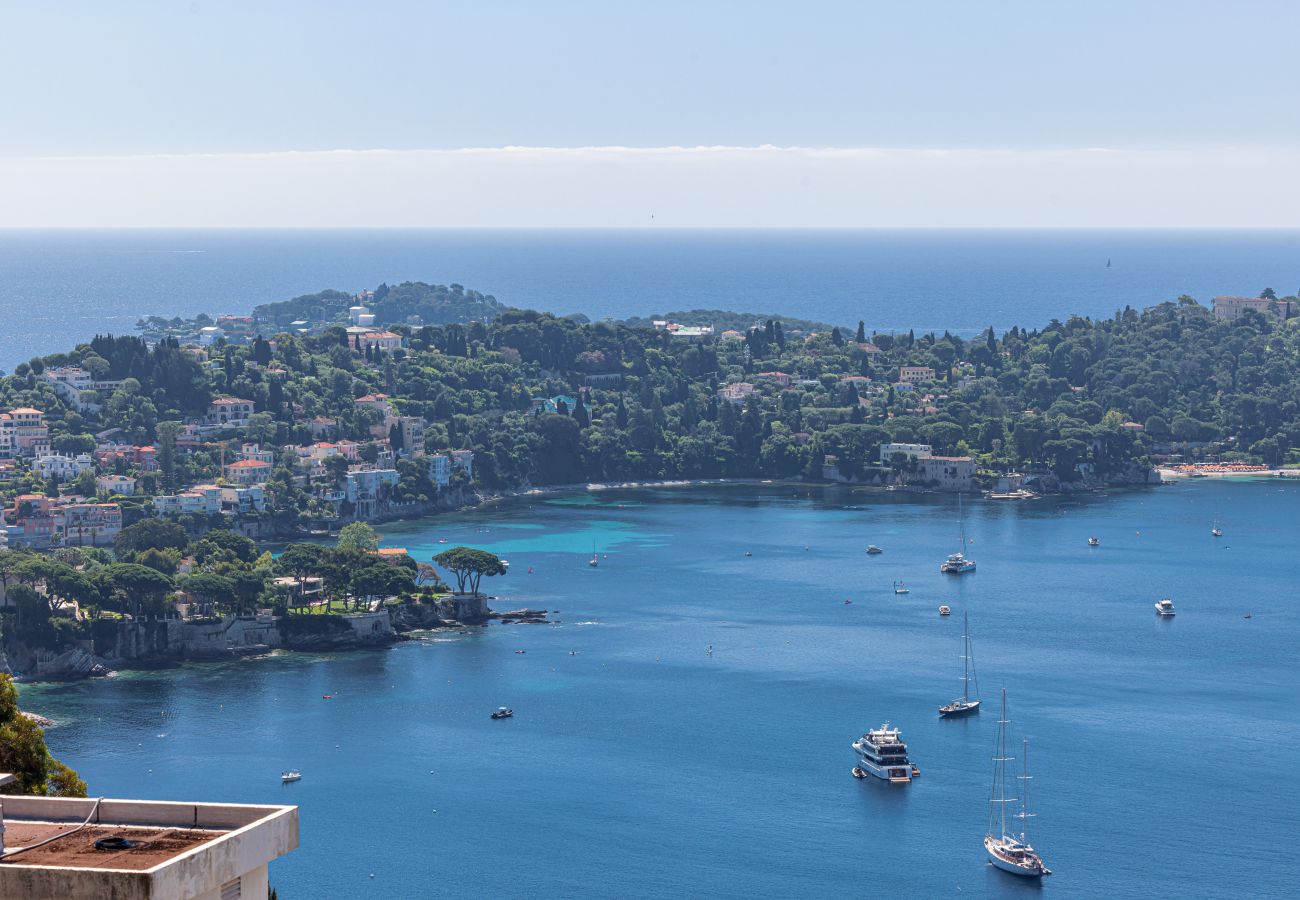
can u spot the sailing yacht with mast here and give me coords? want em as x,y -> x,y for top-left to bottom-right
984,690 -> 1051,878
1211,509 -> 1223,538
588,542 -> 599,567
941,496 -> 976,573
939,611 -> 980,717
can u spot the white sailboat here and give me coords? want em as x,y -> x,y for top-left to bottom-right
589,542 -> 599,567
939,611 -> 980,717
1211,509 -> 1223,538
984,690 -> 1050,878
941,495 -> 976,573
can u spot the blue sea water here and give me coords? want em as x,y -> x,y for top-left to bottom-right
2,228 -> 1300,369
21,480 -> 1300,898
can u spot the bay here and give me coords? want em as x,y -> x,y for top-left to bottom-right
22,480 -> 1300,898
4,228 -> 1300,369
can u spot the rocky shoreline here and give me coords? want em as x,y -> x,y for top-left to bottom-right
3,593 -> 500,684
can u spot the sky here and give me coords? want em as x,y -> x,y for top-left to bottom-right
2,1 -> 1298,227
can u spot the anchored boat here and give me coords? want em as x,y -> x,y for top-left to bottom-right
941,496 -> 976,574
852,722 -> 915,783
984,690 -> 1051,878
939,611 -> 980,717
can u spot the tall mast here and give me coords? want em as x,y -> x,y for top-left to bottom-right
989,688 -> 1015,838
1017,737 -> 1037,844
961,611 -> 970,702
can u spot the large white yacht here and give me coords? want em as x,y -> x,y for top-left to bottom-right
852,723 -> 915,783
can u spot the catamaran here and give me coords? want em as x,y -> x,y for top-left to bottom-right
941,496 -> 977,574
984,690 -> 1051,878
939,611 -> 980,717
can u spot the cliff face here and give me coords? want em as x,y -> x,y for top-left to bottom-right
1029,464 -> 1162,494
392,593 -> 491,629
5,610 -> 398,680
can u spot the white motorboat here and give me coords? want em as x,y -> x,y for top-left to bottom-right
281,770 -> 302,783
1155,598 -> 1176,617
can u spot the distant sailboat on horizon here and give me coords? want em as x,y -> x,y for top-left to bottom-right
1106,257 -> 1112,268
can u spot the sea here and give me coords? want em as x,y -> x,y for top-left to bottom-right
2,228 -> 1300,369
21,480 -> 1300,898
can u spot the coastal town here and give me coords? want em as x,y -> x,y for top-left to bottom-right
1,290 -> 1295,553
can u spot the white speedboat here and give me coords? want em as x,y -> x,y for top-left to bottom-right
866,545 -> 883,555
852,723 -> 915,783
893,580 -> 909,595
281,770 -> 302,783
491,707 -> 514,719
1088,536 -> 1099,546
938,605 -> 951,616
1155,598 -> 1176,617
984,691 -> 1051,878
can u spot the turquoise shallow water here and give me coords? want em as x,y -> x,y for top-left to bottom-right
22,481 -> 1300,898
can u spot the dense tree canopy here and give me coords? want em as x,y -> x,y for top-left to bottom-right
434,547 -> 506,596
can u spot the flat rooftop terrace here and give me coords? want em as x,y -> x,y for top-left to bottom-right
0,781 -> 297,900
2,820 -> 226,870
